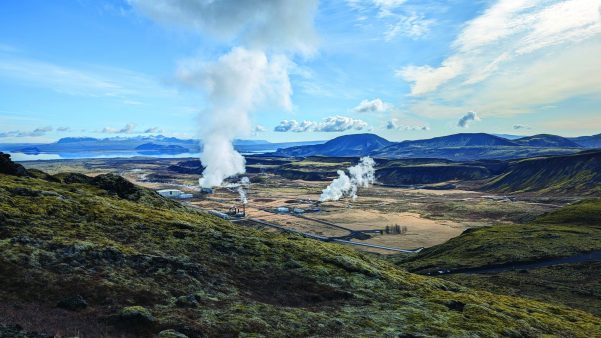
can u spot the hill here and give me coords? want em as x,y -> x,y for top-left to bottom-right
373,133 -> 582,160
372,145 -> 579,161
375,159 -> 495,186
570,133 -> 601,148
394,133 -> 518,148
272,133 -> 581,161
274,133 -> 391,157
0,157 -> 599,336
397,199 -> 601,316
482,150 -> 601,195
513,134 -> 582,148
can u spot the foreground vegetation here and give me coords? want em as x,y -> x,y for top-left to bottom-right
0,155 -> 600,336
397,198 -> 601,317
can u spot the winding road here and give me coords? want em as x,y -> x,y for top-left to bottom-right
422,250 -> 601,276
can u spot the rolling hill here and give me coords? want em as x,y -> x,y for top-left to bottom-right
372,133 -> 580,160
1,153 -> 599,336
273,133 -> 583,161
389,133 -> 518,148
482,150 -> 601,195
397,198 -> 601,316
570,133 -> 601,148
513,134 -> 582,148
274,133 -> 391,157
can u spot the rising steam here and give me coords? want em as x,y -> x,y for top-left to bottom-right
130,0 -> 318,189
320,157 -> 376,202
176,48 -> 292,188
237,177 -> 250,205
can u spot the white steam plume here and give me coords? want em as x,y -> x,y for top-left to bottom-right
177,48 -> 292,187
237,177 -> 250,205
320,157 -> 376,202
129,0 -> 318,188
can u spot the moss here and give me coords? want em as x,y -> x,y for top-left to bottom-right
0,172 -> 600,337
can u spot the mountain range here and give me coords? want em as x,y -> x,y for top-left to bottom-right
1,132 -> 600,161
274,133 -> 601,161
0,135 -> 324,156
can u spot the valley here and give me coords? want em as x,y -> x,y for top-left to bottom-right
1,152 -> 601,337
21,154 -> 574,254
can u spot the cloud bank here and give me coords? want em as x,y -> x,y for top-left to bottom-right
274,115 -> 368,132
0,126 -> 53,138
398,0 -> 601,96
129,0 -> 318,55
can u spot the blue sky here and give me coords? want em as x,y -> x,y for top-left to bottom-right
1,0 -> 600,143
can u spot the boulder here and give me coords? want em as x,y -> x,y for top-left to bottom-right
0,152 -> 28,176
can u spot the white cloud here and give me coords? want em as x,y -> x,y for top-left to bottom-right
346,0 -> 434,40
274,120 -> 315,132
274,115 -> 368,132
317,115 -> 368,132
386,118 -> 429,131
384,13 -> 434,40
57,126 -> 71,132
513,124 -> 531,130
129,0 -> 318,55
0,56 -> 175,99
144,127 -> 163,133
0,126 -> 53,138
397,0 -> 601,96
254,125 -> 267,133
457,111 -> 480,128
352,98 -> 391,113
102,123 -> 136,134
396,56 -> 463,95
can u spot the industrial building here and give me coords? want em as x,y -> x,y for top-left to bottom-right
157,189 -> 193,199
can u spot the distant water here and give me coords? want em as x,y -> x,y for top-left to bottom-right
7,151 -> 202,162
7,150 -> 272,162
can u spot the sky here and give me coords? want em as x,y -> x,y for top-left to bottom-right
1,0 -> 600,144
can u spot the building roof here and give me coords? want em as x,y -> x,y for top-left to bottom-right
157,189 -> 182,193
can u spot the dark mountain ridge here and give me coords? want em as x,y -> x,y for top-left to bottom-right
482,149 -> 601,195
274,133 -> 391,157
513,134 -> 582,148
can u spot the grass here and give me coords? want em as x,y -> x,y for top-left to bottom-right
0,172 -> 600,336
399,199 -> 601,272
394,199 -> 601,319
444,261 -> 601,316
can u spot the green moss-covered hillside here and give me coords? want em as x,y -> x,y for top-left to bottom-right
482,150 -> 601,195
1,167 -> 600,336
396,199 -> 601,318
400,199 -> 601,273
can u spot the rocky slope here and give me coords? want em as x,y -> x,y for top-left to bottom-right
482,150 -> 601,195
0,156 -> 600,336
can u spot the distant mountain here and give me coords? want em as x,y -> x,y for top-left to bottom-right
0,135 -> 324,157
233,139 -> 270,145
493,133 -> 524,140
513,134 -> 582,148
134,143 -> 189,154
387,133 -> 518,149
372,133 -> 582,161
56,137 -> 98,143
482,149 -> 601,195
570,133 -> 601,148
273,133 -> 391,157
271,132 -> 584,160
